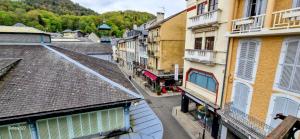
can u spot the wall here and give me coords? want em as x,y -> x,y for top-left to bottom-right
224,36 -> 300,122
159,40 -> 185,71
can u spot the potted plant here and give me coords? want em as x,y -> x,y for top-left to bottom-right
156,86 -> 162,96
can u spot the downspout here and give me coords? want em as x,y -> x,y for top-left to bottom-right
220,37 -> 231,109
28,120 -> 39,139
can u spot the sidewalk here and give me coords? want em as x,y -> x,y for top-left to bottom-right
172,106 -> 214,139
118,66 -> 181,98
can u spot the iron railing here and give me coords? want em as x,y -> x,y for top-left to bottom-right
272,7 -> 300,29
221,103 -> 273,138
232,14 -> 265,33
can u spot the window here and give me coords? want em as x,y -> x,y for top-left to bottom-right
205,37 -> 215,50
197,3 -> 205,15
293,0 -> 300,8
245,0 -> 267,17
195,38 -> 202,49
209,0 -> 218,11
277,40 -> 300,93
269,97 -> 300,128
232,82 -> 251,114
188,70 -> 217,93
236,40 -> 259,81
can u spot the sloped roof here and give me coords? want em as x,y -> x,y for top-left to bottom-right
0,45 -> 140,122
147,10 -> 186,30
50,45 -> 136,91
52,42 -> 113,55
0,26 -> 47,34
98,24 -> 112,30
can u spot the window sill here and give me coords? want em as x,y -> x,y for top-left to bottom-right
273,86 -> 300,98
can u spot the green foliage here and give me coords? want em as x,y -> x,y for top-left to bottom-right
0,0 -> 155,37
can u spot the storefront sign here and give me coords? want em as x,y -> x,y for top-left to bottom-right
174,64 -> 179,81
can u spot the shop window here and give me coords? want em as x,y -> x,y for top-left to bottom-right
209,0 -> 218,11
197,3 -> 205,15
277,39 -> 300,93
205,37 -> 215,50
188,70 -> 217,93
195,38 -> 202,49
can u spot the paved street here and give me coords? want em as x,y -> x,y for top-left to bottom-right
131,79 -> 191,139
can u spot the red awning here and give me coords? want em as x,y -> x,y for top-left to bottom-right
143,71 -> 157,81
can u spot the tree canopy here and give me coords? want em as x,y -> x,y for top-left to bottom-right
0,0 -> 155,37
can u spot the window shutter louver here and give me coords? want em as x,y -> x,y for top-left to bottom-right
270,97 -> 286,128
279,40 -> 300,93
285,99 -> 299,116
233,82 -> 250,114
236,41 -> 258,81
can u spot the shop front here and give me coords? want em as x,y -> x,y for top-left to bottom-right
181,91 -> 220,139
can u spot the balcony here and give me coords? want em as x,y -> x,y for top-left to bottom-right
272,7 -> 300,29
184,49 -> 216,65
188,10 -> 220,28
231,14 -> 265,33
218,103 -> 273,139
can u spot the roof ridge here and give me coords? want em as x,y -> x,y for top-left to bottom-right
42,44 -> 143,99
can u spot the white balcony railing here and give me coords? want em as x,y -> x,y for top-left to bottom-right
272,7 -> 300,29
232,14 -> 265,33
188,10 -> 220,28
184,49 -> 216,64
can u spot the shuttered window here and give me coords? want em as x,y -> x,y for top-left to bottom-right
278,40 -> 300,93
232,82 -> 251,114
236,41 -> 259,81
270,97 -> 300,128
293,0 -> 300,8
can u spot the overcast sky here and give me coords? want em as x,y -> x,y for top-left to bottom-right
70,0 -> 186,17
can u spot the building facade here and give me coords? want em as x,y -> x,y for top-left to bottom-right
180,0 -> 231,138
145,11 -> 187,92
219,0 -> 300,138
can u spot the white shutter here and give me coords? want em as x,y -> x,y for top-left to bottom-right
233,82 -> 250,114
236,41 -> 258,81
244,0 -> 250,17
279,40 -> 300,92
293,0 -> 300,8
270,97 -> 286,128
285,99 -> 299,116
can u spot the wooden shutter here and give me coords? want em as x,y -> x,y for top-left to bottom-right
270,97 -> 286,128
270,97 -> 300,128
237,41 -> 258,81
279,40 -> 300,92
233,82 -> 250,114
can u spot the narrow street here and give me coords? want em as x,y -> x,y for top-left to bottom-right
130,79 -> 191,139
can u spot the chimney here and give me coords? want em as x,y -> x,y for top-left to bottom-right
156,12 -> 165,22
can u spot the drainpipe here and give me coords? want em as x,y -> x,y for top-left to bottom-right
220,38 -> 231,109
124,105 -> 131,131
29,120 -> 39,139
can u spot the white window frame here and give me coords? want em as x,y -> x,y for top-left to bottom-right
266,93 -> 300,130
230,81 -> 254,115
234,39 -> 261,84
273,37 -> 300,97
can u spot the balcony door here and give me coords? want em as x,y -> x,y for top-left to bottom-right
293,0 -> 300,8
244,0 -> 267,17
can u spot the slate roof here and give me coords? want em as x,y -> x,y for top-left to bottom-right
0,26 -> 47,35
0,59 -> 20,71
98,24 -> 112,30
50,45 -> 136,92
0,45 -> 140,122
52,42 -> 113,55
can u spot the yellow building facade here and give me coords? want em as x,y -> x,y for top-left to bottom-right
219,0 -> 300,138
144,11 -> 186,92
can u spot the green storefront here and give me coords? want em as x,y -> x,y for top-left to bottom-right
0,107 -> 128,139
